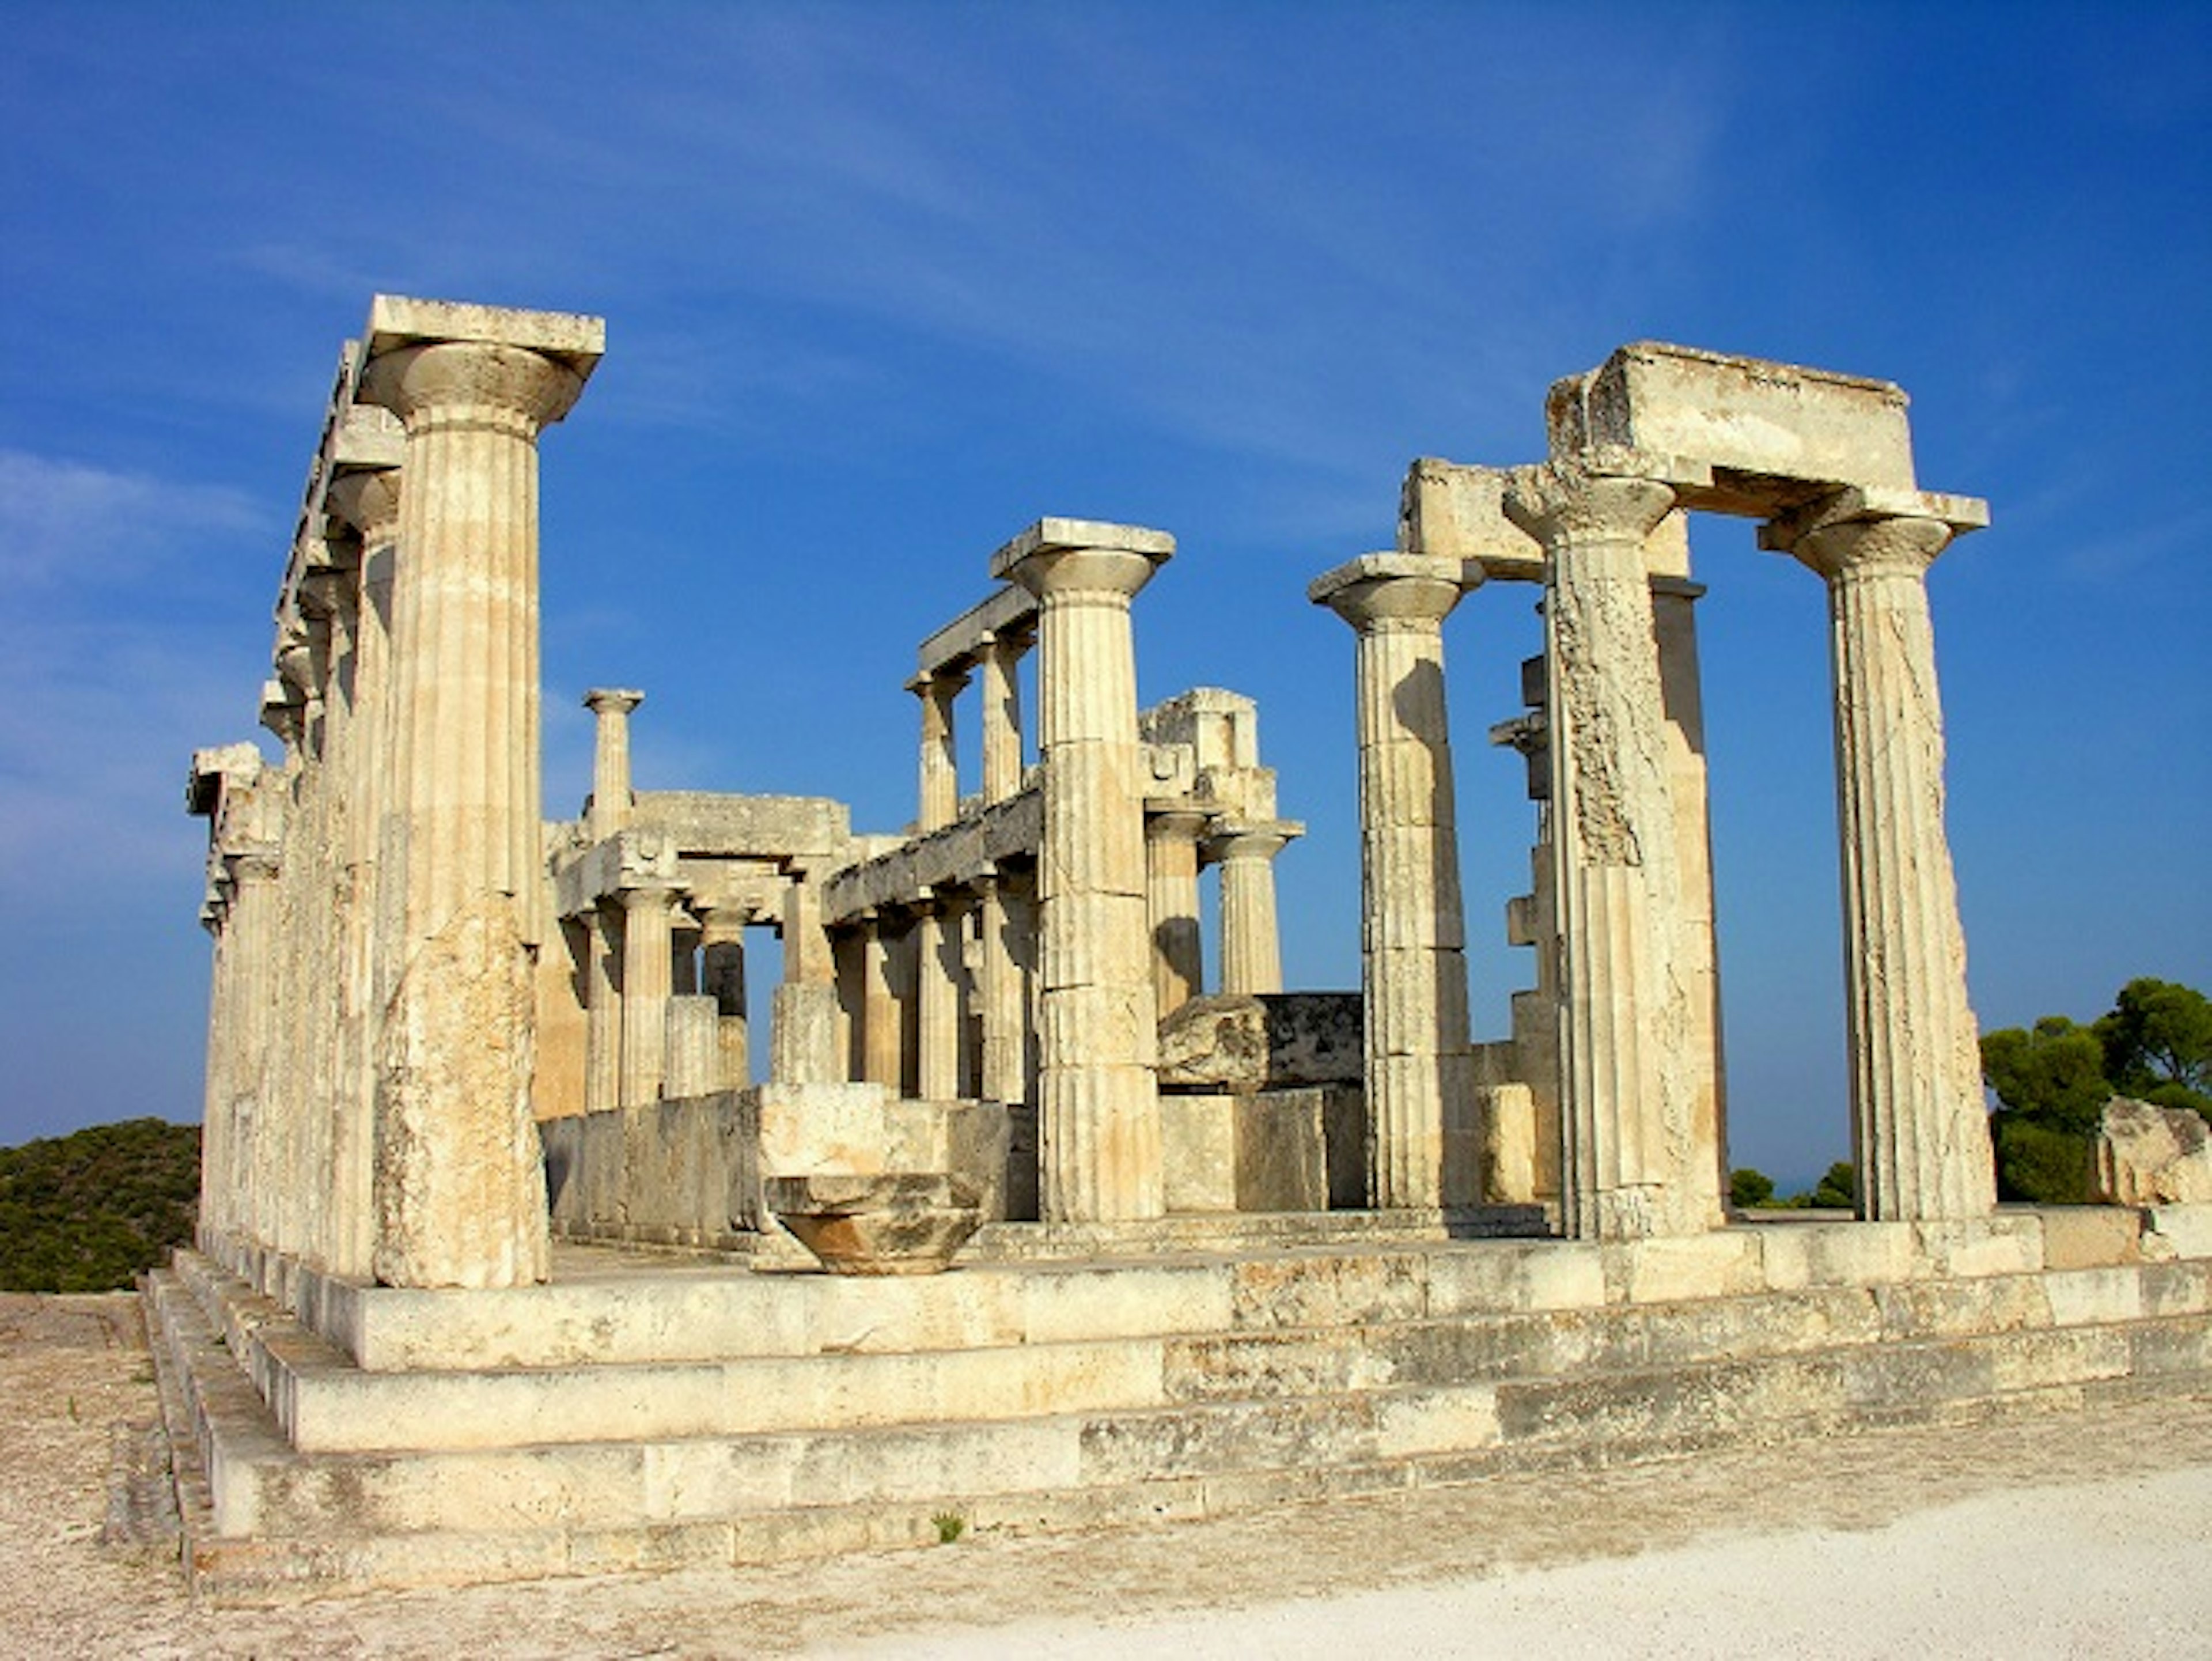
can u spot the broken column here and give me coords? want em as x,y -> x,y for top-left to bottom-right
1211,822 -> 1296,997
1310,553 -> 1478,1210
618,884 -> 676,1104
357,295 -> 601,1287
1146,808 -> 1208,1020
912,671 -> 967,833
1505,463 -> 1711,1240
994,518 -> 1173,1222
1768,488 -> 1997,1221
585,687 -> 643,841
978,629 -> 1029,803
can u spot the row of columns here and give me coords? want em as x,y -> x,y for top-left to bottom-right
1312,462 -> 1994,1235
911,625 -> 1031,833
191,300 -> 600,1289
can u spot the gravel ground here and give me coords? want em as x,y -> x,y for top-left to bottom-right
6,1291 -> 2211,1659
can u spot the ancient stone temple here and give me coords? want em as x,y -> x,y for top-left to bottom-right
154,298 -> 2212,1601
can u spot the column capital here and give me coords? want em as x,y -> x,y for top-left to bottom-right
1206,820 -> 1302,865
1309,552 -> 1475,632
618,882 -> 679,914
1758,483 -> 1988,566
325,467 -> 401,546
1501,464 -> 1676,546
990,517 -> 1173,603
360,339 -> 587,436
585,686 -> 645,717
906,667 -> 972,699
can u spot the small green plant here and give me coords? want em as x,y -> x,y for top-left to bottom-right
931,1510 -> 967,1545
67,1395 -> 79,1422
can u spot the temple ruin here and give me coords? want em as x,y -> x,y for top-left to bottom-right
152,297 -> 2212,1599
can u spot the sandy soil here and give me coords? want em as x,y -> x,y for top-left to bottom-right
6,1292 -> 2211,1659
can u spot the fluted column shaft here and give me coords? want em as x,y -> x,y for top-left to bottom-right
1794,514 -> 1995,1220
1314,555 -> 1474,1209
584,687 -> 643,841
358,330 -> 586,1288
699,911 -> 749,1089
972,873 -> 1028,1104
1213,826 -> 1291,997
1003,540 -> 1168,1222
619,886 -> 675,1105
583,903 -> 623,1111
1506,468 -> 1709,1242
859,914 -> 904,1088
1146,810 -> 1207,1019
914,672 -> 967,831
915,894 -> 965,1099
978,631 -> 1028,804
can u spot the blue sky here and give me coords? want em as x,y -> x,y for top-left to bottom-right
2,3 -> 2205,1189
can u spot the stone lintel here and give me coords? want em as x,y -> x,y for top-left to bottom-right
987,516 -> 1175,582
332,401 -> 406,472
630,790 -> 852,860
1548,342 -> 1919,513
1399,460 -> 1547,581
186,743 -> 264,818
916,583 -> 1037,680
1306,551 -> 1480,607
1757,485 -> 1991,554
365,294 -> 606,379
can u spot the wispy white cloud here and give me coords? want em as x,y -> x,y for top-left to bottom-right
0,449 -> 267,589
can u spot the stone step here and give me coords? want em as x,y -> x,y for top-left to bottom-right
174,1296 -> 2212,1548
168,1247 -> 2212,1454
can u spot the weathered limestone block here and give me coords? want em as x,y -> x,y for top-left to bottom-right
1156,994 -> 1362,1092
766,1174 -> 983,1275
2096,1098 -> 2212,1206
373,897 -> 549,1288
1545,342 -> 1919,508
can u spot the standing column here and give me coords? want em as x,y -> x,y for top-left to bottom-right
915,891 -> 966,1099
1146,809 -> 1208,1018
582,903 -> 623,1111
971,871 -> 1028,1103
978,629 -> 1029,804
858,912 -> 904,1088
699,907 -> 749,1089
1777,495 -> 1995,1220
771,876 -> 840,1084
1505,464 -> 1711,1241
912,671 -> 968,831
994,519 -> 1173,1222
585,688 -> 643,841
1210,823 -> 1297,997
618,885 -> 675,1106
1311,553 -> 1476,1210
325,466 -> 402,1276
358,300 -> 598,1288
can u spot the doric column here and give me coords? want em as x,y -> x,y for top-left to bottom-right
858,911 -> 904,1088
1210,822 -> 1298,997
584,687 -> 643,841
1505,464 -> 1711,1241
581,902 -> 623,1112
915,890 -> 967,1100
1310,553 -> 1476,1209
1775,493 -> 1996,1220
664,996 -> 722,1099
978,628 -> 1029,803
699,907 -> 749,1089
323,466 -> 401,1276
1145,809 -> 1208,1019
912,669 -> 968,832
994,519 -> 1173,1221
229,850 -> 285,1254
618,885 -> 676,1106
357,298 -> 599,1288
771,876 -> 840,1084
971,872 -> 1028,1104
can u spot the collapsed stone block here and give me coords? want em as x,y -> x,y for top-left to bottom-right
2095,1096 -> 2212,1206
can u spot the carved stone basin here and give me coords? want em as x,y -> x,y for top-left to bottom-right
765,1172 -> 984,1276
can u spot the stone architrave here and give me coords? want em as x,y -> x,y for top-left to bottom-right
1309,552 -> 1478,1210
994,518 -> 1174,1222
1768,489 -> 1996,1221
1505,463 -> 1717,1241
584,687 -> 643,841
1145,808 -> 1209,1020
1210,822 -> 1297,997
358,299 -> 598,1289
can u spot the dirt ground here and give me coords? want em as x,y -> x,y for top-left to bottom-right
6,1291 -> 2211,1659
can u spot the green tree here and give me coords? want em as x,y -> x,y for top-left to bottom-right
1991,1116 -> 2094,1205
1980,1015 -> 2112,1134
1809,1161 -> 1855,1209
1729,1168 -> 1776,1209
0,1119 -> 200,1292
2094,978 -> 2212,1119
